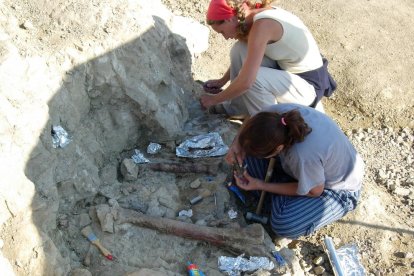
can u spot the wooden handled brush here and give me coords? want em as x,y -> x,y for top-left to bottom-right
189,189 -> 212,205
81,226 -> 113,261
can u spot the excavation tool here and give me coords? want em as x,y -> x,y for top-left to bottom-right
233,152 -> 247,184
226,152 -> 248,204
245,212 -> 268,224
187,261 -> 206,276
81,226 -> 113,261
323,236 -> 345,276
255,158 -> 276,215
226,182 -> 246,205
189,189 -> 212,205
245,158 -> 275,224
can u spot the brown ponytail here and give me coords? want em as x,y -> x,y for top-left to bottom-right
238,109 -> 312,158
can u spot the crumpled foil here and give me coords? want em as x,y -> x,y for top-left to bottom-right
176,132 -> 229,158
218,254 -> 275,276
51,125 -> 72,148
324,236 -> 366,276
228,209 -> 238,220
131,149 -> 150,164
147,142 -> 161,154
336,244 -> 366,275
178,209 -> 193,218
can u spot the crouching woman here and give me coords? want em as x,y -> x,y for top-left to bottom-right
228,103 -> 364,238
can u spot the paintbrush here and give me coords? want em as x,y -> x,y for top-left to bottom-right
189,189 -> 212,205
81,226 -> 113,261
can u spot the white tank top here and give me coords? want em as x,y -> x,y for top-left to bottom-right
254,8 -> 323,73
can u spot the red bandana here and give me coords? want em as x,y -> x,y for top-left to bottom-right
206,0 -> 237,21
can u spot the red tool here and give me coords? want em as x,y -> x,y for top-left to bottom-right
81,226 -> 113,261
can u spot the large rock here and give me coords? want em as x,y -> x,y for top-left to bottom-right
0,0 -> 203,274
0,252 -> 14,276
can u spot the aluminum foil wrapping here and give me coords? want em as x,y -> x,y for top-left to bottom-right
176,132 -> 228,158
228,209 -> 238,220
178,209 -> 193,218
147,142 -> 161,154
131,149 -> 150,164
218,254 -> 275,276
336,244 -> 366,276
51,125 -> 72,148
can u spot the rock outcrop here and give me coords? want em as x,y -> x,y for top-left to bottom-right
0,0 -> 208,274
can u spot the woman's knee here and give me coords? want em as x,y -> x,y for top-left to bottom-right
270,216 -> 316,239
270,214 -> 301,238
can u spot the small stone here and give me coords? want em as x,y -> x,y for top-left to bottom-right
20,20 -> 34,30
299,260 -> 312,272
58,215 -> 69,229
313,265 -> 326,275
378,169 -> 387,180
96,204 -> 114,233
108,198 -> 119,208
372,269 -> 383,276
299,259 -> 307,267
394,187 -> 411,197
121,188 -> 130,196
387,183 -> 396,191
0,239 -> 3,249
73,42 -> 84,52
275,237 -> 293,248
333,237 -> 341,245
120,158 -> 139,181
15,260 -> 23,267
313,256 -> 324,265
288,239 -> 301,249
190,178 -> 201,189
403,252 -> 413,259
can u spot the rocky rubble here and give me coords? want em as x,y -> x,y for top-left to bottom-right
301,126 -> 414,275
348,127 -> 414,219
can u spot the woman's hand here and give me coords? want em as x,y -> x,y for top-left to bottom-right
224,141 -> 244,165
234,171 -> 264,191
200,94 -> 218,110
203,78 -> 227,94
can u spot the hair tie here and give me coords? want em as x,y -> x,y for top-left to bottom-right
281,117 -> 287,126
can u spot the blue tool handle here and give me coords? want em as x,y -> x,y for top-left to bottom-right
228,185 -> 246,204
271,250 -> 286,267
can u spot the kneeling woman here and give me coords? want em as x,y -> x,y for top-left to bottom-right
227,103 -> 364,238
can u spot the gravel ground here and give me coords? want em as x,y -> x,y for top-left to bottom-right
161,0 -> 414,275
